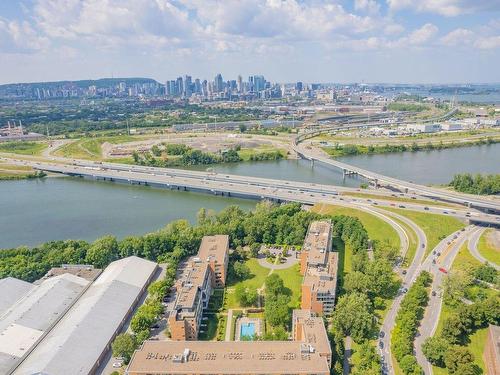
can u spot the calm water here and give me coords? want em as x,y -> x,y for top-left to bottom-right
0,177 -> 255,249
1,144 -> 499,248
338,143 -> 500,185
183,158 -> 361,187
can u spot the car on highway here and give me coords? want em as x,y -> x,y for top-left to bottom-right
112,362 -> 123,368
379,341 -> 384,349
443,211 -> 448,214
399,205 -> 406,208
379,331 -> 385,338
439,267 -> 448,274
432,291 -> 437,297
402,270 -> 407,275
424,207 -> 429,210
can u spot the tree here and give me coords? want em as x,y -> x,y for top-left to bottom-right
422,336 -> 449,366
351,342 -> 380,375
249,243 -> 261,258
442,269 -> 474,303
265,295 -> 290,327
232,261 -> 251,280
112,333 -> 137,363
234,284 -> 258,306
344,271 -> 371,294
441,314 -> 467,344
85,235 -> 119,268
265,274 -> 286,299
239,124 -> 247,133
399,354 -> 422,375
151,144 -> 162,156
444,346 -> 474,374
474,263 -> 497,284
261,326 -> 288,341
331,292 -> 374,343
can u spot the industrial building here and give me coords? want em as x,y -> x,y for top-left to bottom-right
300,220 -> 338,315
168,235 -> 229,341
126,309 -> 331,375
0,256 -> 158,375
0,273 -> 90,374
405,123 -> 441,133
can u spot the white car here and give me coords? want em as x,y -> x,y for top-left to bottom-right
112,362 -> 123,368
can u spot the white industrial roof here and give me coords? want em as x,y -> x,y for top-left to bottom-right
0,274 -> 89,375
12,256 -> 157,375
0,278 -> 33,317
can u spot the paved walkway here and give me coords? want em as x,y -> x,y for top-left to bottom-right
257,253 -> 298,270
225,309 -> 234,341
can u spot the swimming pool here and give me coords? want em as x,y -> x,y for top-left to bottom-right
240,322 -> 256,338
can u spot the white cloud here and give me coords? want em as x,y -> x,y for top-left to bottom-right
474,35 -> 500,49
407,23 -> 439,45
0,18 -> 49,53
354,0 -> 380,15
440,28 -> 474,46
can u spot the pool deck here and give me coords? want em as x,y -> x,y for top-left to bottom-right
234,317 -> 263,341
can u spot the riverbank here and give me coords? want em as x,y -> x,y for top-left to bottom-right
322,136 -> 499,158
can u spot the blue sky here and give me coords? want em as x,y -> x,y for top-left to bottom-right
0,0 -> 499,84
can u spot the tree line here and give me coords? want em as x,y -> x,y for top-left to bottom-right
449,173 -> 500,195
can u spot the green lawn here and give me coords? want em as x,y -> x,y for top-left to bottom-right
225,258 -> 270,308
313,203 -> 401,251
388,215 -> 418,267
478,229 -> 500,266
55,135 -> 137,160
274,263 -> 303,308
0,141 -> 47,155
198,313 -> 221,341
381,208 -> 464,256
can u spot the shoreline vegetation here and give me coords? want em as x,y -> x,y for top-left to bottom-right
132,143 -> 285,167
322,136 -> 499,158
449,173 -> 500,195
0,170 -> 46,181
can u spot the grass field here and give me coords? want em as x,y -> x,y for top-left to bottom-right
274,263 -> 303,308
54,135 -> 136,160
0,141 -> 47,155
381,208 -> 464,256
313,203 -> 401,251
388,215 -> 418,266
225,258 -> 270,309
478,229 -> 500,266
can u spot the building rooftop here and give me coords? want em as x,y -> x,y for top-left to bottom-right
302,252 -> 339,294
173,260 -> 210,313
12,256 -> 158,375
35,264 -> 101,284
126,340 -> 330,375
0,273 -> 89,375
197,235 -> 229,265
302,220 -> 331,266
0,277 -> 33,317
292,310 -> 331,358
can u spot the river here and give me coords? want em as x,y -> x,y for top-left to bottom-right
1,144 -> 499,249
337,143 -> 500,185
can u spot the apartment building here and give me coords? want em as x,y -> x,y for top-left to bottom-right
168,235 -> 229,341
127,309 -> 332,375
198,235 -> 229,288
300,220 -> 338,315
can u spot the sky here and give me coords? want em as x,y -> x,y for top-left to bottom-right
0,0 -> 500,84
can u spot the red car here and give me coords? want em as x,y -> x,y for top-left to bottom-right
438,267 -> 448,274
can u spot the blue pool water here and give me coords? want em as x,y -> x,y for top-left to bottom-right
240,322 -> 256,338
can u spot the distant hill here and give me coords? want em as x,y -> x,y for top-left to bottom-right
0,77 -> 159,89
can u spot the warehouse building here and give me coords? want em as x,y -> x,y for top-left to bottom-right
126,310 -> 331,375
300,220 -> 338,315
9,256 -> 157,375
0,273 -> 90,374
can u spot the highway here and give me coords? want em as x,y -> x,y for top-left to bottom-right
3,156 -> 499,227
414,226 -> 476,374
376,209 -> 428,375
293,142 -> 500,213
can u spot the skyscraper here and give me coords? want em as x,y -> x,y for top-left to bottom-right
183,75 -> 192,98
237,75 -> 243,93
214,73 -> 223,93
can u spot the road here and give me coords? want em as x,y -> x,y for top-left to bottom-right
468,227 -> 500,271
2,156 -> 498,227
293,142 -> 500,213
414,225 -> 476,374
376,209 -> 428,375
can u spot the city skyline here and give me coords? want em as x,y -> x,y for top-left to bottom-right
1,0 -> 500,84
